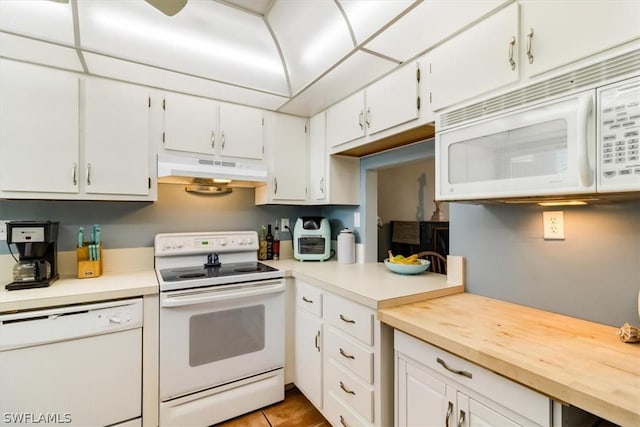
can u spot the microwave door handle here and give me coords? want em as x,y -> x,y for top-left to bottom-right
161,281 -> 285,308
576,93 -> 594,187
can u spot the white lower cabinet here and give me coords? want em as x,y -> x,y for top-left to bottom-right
294,280 -> 393,427
294,281 -> 324,409
395,330 -> 551,427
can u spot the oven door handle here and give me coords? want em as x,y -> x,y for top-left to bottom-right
161,281 -> 285,308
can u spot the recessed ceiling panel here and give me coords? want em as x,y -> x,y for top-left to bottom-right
0,0 -> 75,45
277,51 -> 397,117
83,52 -> 288,111
77,0 -> 288,95
219,0 -> 273,16
338,0 -> 415,45
268,0 -> 354,94
365,0 -> 505,62
0,33 -> 83,72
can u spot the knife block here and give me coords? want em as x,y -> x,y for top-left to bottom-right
77,244 -> 102,279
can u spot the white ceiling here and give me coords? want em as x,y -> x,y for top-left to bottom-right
0,0 -> 492,116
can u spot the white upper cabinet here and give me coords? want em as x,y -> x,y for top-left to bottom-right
83,78 -> 150,196
0,60 -> 79,194
163,92 -> 218,155
519,0 -> 640,78
429,2 -> 519,111
309,113 -> 328,203
218,103 -> 263,160
366,62 -> 420,135
256,113 -> 308,204
327,91 -> 366,149
327,60 -> 422,151
0,60 -> 154,200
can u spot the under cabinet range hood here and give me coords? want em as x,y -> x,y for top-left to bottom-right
157,153 -> 267,187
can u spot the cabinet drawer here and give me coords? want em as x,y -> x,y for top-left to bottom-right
295,281 -> 323,318
326,326 -> 374,384
395,330 -> 551,427
325,390 -> 369,427
324,293 -> 373,346
325,359 -> 374,422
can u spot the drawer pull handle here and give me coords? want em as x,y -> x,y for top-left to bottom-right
302,296 -> 313,304
445,401 -> 453,427
526,28 -> 534,64
339,348 -> 355,360
436,357 -> 472,379
339,381 -> 355,395
340,415 -> 349,427
339,314 -> 355,324
457,410 -> 465,427
508,36 -> 516,70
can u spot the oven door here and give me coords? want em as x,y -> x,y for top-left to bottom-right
159,280 -> 285,401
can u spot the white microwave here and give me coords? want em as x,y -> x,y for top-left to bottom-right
436,77 -> 640,201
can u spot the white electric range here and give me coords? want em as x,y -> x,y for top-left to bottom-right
155,231 -> 285,426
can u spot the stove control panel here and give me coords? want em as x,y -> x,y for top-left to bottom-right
155,231 -> 258,256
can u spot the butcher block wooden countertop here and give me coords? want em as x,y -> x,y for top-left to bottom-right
378,293 -> 640,426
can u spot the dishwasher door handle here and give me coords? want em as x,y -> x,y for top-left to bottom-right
162,281 -> 285,308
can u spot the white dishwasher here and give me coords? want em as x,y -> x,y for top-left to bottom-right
0,298 -> 143,427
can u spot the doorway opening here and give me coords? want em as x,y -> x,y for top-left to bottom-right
359,139 -> 449,263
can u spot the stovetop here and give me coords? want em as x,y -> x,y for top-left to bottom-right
154,231 -> 284,292
159,262 -> 278,283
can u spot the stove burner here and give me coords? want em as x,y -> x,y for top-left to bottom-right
177,272 -> 208,279
233,267 -> 260,273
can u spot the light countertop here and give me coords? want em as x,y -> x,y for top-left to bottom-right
378,292 -> 640,426
263,258 -> 464,309
0,270 -> 158,313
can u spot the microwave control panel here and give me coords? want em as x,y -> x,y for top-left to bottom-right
598,78 -> 640,191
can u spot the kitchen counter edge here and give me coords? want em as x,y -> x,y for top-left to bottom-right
0,269 -> 158,313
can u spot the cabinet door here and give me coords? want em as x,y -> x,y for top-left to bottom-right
366,62 -> 420,135
294,309 -> 323,409
163,92 -> 218,155
271,114 -> 307,201
219,103 -> 263,160
430,3 -> 519,111
309,112 -> 327,202
327,91 -> 366,148
458,393 -> 520,427
521,0 -> 640,77
0,60 -> 79,193
84,78 -> 150,196
397,356 -> 449,427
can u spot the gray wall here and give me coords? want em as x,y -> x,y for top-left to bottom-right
450,200 -> 640,327
0,184 -> 320,254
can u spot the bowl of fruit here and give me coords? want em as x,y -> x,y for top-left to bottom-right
384,251 -> 431,275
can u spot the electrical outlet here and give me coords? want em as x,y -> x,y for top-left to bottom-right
281,218 -> 290,231
543,211 -> 565,240
0,220 -> 7,241
353,211 -> 361,228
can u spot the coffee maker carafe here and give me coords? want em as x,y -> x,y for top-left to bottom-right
6,221 -> 59,290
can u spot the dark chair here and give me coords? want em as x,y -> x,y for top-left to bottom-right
416,251 -> 447,274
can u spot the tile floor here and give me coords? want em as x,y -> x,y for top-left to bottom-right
215,387 -> 330,427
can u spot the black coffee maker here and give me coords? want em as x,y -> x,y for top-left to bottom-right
6,221 -> 59,290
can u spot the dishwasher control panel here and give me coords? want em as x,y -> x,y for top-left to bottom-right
0,298 -> 143,352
